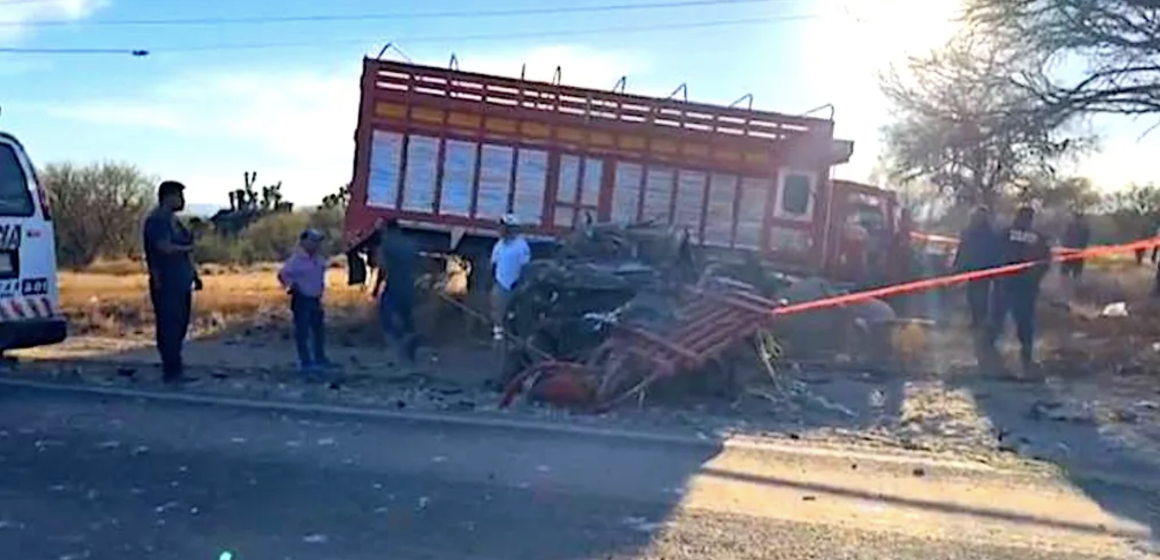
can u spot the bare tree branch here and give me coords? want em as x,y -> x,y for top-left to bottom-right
879,33 -> 1090,207
967,0 -> 1160,117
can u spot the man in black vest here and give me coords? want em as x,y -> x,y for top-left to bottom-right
986,206 -> 1051,375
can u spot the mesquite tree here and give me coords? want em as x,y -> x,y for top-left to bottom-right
879,34 -> 1089,207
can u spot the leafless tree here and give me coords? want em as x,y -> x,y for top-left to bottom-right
880,33 -> 1090,208
966,0 -> 1160,117
40,162 -> 154,268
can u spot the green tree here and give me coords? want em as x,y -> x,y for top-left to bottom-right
308,205 -> 346,255
40,161 -> 154,268
238,211 -> 311,263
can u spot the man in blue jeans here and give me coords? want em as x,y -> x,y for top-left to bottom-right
278,228 -> 333,375
373,219 -> 420,363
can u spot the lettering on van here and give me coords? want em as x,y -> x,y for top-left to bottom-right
0,224 -> 22,250
21,277 -> 47,296
0,280 -> 17,298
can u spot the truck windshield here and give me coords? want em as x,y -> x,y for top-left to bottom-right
0,142 -> 34,217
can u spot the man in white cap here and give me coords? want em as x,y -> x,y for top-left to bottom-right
490,213 -> 531,340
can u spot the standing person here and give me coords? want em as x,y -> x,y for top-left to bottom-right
862,213 -> 890,288
373,219 -> 420,362
952,205 -> 998,330
278,228 -> 333,375
1135,223 -> 1149,265
839,217 -> 869,283
891,208 -> 915,281
142,180 -> 202,383
1132,220 -> 1156,265
888,208 -> 918,314
1059,211 -> 1091,292
490,214 -> 532,342
1151,221 -> 1160,264
986,206 -> 1052,374
1152,219 -> 1160,296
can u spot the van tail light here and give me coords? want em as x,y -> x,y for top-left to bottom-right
36,182 -> 52,221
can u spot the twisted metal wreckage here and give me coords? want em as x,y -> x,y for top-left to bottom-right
490,222 -> 926,412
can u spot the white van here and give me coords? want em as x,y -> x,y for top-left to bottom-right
0,132 -> 66,351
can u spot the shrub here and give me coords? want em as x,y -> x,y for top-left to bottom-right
40,161 -> 154,269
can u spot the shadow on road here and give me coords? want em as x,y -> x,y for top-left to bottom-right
0,383 -> 725,560
951,370 -> 1160,541
941,272 -> 1160,544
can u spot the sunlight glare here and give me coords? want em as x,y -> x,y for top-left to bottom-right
795,0 -> 963,182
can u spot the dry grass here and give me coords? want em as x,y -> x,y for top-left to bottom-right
60,262 -> 370,335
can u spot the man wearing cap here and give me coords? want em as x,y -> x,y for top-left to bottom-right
490,214 -> 532,341
278,228 -> 333,374
142,180 -> 202,383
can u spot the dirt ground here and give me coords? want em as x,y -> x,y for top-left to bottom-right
9,259 -> 1160,484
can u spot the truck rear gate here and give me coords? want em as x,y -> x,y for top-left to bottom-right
345,57 -> 851,269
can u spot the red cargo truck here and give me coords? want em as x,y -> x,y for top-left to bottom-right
343,56 -> 901,285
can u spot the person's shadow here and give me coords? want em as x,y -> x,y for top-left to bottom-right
947,289 -> 1160,548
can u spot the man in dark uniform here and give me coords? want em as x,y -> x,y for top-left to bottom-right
372,218 -> 420,362
952,205 -> 997,329
143,180 -> 202,383
1059,211 -> 1091,293
986,206 -> 1051,374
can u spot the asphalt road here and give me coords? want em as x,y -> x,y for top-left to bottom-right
0,385 -> 1152,560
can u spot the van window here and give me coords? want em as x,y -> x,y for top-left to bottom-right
782,174 -> 811,215
0,144 -> 35,217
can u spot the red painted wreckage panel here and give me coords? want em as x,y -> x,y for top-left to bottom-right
344,57 -> 858,271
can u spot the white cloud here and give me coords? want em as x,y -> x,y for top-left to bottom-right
45,45 -> 651,205
0,0 -> 107,43
50,102 -> 187,130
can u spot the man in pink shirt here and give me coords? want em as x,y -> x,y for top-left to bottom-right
278,229 -> 333,374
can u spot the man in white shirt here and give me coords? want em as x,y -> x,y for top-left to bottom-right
490,214 -> 531,340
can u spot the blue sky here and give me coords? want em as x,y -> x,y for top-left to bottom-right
1,0 -> 1154,210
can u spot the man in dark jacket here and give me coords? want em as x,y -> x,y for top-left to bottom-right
1059,211 -> 1091,287
986,206 -> 1052,374
953,205 -> 998,330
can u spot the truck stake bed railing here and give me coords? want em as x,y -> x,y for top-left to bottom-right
365,58 -> 833,143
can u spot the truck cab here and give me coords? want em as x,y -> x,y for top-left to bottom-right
824,180 -> 900,284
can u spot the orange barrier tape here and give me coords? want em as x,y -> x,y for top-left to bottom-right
910,231 -> 960,246
773,236 -> 1160,317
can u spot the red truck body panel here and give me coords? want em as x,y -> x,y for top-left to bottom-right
345,57 -> 894,278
